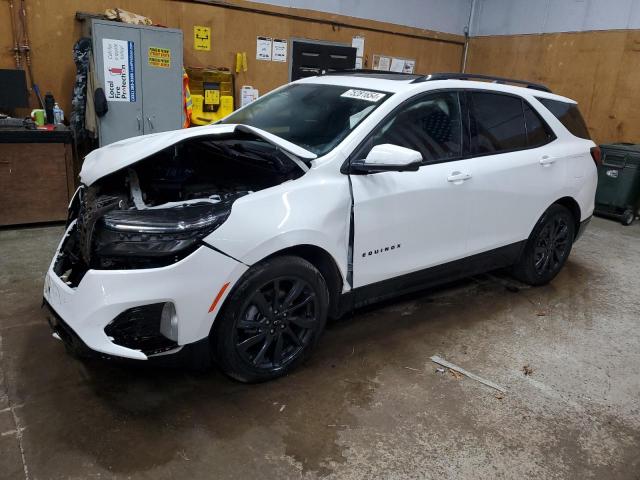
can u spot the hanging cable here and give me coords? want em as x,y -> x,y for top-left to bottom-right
19,0 -> 34,89
8,0 -> 21,67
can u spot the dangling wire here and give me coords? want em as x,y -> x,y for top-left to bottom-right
8,0 -> 21,68
19,0 -> 35,90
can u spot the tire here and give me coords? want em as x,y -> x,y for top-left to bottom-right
622,209 -> 635,226
212,255 -> 329,383
512,204 -> 576,286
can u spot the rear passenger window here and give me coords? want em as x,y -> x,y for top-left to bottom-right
523,102 -> 555,147
537,98 -> 591,139
469,92 -> 527,154
363,91 -> 463,163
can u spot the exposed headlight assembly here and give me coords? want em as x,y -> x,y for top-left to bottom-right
93,203 -> 231,268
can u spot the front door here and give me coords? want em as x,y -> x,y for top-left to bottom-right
350,91 -> 473,289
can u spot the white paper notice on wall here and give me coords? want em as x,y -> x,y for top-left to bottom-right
256,36 -> 272,61
355,57 -> 363,70
403,59 -> 416,74
272,38 -> 287,62
373,55 -> 391,71
241,86 -> 259,107
352,36 -> 365,57
102,38 -> 136,102
390,57 -> 405,73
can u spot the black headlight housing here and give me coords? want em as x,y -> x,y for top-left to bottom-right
92,203 -> 231,269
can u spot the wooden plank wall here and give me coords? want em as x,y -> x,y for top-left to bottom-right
466,31 -> 640,145
0,0 -> 464,116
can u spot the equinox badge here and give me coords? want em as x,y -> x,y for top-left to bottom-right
362,244 -> 401,257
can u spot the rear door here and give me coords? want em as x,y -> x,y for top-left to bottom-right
462,90 -> 564,256
350,90 -> 474,289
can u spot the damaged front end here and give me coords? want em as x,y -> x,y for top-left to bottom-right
54,129 -> 309,287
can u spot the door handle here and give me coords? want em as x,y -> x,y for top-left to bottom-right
447,171 -> 472,183
137,116 -> 141,131
146,116 -> 154,130
540,155 -> 556,166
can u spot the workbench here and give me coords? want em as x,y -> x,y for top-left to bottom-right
0,127 -> 76,226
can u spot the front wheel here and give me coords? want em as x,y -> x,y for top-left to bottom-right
212,256 -> 329,383
512,204 -> 576,286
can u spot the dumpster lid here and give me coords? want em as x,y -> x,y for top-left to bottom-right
600,143 -> 640,154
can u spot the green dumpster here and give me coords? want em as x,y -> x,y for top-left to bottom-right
595,143 -> 640,225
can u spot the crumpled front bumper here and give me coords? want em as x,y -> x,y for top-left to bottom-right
43,239 -> 247,360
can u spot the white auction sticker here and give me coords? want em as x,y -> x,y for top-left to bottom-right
340,89 -> 386,102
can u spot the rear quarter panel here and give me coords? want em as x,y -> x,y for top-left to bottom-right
527,96 -> 597,223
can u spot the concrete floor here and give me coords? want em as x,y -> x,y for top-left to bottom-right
0,217 -> 639,479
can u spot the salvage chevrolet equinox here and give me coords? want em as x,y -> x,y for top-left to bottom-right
44,72 -> 598,382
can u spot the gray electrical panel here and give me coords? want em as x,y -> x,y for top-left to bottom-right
91,20 -> 183,146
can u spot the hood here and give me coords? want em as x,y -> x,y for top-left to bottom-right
80,124 -> 317,186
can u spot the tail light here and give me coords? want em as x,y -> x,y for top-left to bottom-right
590,146 -> 602,166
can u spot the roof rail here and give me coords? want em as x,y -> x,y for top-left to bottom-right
411,72 -> 552,93
321,69 -> 419,77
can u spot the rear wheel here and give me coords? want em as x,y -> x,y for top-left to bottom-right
212,256 -> 329,383
512,204 -> 575,286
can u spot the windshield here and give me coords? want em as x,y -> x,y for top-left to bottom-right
221,83 -> 390,156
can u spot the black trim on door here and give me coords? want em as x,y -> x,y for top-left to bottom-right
341,88 -> 468,174
336,240 -> 526,315
462,90 -> 557,159
341,87 -> 559,174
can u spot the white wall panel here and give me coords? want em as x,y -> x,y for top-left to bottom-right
544,0 -> 589,34
631,0 -> 640,26
584,0 -> 635,30
247,0 -> 473,35
472,0 -> 640,36
248,0 -> 640,37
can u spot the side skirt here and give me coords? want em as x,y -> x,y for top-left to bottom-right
336,240 -> 526,315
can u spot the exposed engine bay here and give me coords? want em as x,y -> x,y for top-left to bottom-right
54,133 -> 307,286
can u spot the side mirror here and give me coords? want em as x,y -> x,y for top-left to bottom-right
350,144 -> 422,174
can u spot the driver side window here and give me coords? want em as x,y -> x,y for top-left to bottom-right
361,91 -> 463,164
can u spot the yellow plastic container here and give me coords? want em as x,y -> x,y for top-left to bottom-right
186,67 -> 235,126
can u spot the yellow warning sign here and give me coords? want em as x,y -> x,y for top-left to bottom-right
148,47 -> 171,68
194,26 -> 211,51
204,89 -> 220,105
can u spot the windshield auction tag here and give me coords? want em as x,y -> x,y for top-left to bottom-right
340,89 -> 386,102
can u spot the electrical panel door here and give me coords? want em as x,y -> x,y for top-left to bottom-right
92,20 -> 183,146
139,28 -> 183,136
92,21 -> 143,146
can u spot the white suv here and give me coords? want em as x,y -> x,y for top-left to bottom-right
44,72 -> 598,381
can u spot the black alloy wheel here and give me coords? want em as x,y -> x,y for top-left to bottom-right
512,204 -> 576,286
213,255 -> 329,382
533,215 -> 570,276
235,277 -> 318,370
